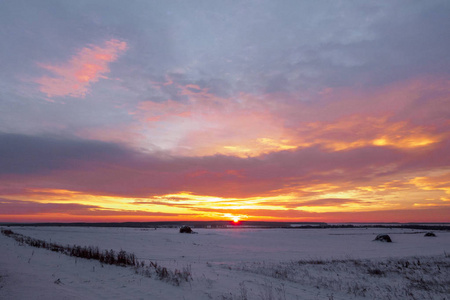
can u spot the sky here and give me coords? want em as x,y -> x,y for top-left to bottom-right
1,0 -> 449,223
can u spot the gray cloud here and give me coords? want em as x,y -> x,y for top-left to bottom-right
1,133 -> 448,198
0,133 -> 129,174
1,0 -> 449,138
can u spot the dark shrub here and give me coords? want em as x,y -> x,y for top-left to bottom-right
1,229 -> 14,236
179,225 -> 193,233
374,234 -> 392,242
424,232 -> 436,237
368,268 -> 385,276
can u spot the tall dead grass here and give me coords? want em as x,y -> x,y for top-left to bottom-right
1,228 -> 191,286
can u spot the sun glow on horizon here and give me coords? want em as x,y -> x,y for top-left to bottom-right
1,169 -> 450,223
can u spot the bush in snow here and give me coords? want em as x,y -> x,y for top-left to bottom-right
373,234 -> 392,242
179,225 -> 193,233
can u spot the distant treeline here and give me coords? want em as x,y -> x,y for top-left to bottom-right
0,221 -> 325,228
364,224 -> 450,231
1,221 -> 449,230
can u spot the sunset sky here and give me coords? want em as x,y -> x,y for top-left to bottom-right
1,0 -> 449,223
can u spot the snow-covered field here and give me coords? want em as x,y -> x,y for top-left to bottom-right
1,226 -> 449,299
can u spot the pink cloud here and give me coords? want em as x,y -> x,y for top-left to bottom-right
131,76 -> 449,157
136,84 -> 292,156
34,39 -> 127,98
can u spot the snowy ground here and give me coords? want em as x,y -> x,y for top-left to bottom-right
1,226 -> 449,299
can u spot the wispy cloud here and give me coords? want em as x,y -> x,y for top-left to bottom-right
34,39 -> 127,98
127,77 -> 449,157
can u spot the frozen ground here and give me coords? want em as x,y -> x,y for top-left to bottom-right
1,226 -> 449,299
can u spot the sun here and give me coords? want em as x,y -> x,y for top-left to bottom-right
224,213 -> 245,224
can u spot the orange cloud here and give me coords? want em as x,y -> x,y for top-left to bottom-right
131,77 -> 449,157
34,39 -> 127,98
410,172 -> 450,197
295,115 -> 445,152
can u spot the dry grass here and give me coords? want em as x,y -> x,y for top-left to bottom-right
1,228 -> 191,286
233,256 -> 450,299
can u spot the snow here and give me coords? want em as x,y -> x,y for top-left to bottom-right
1,226 -> 449,299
